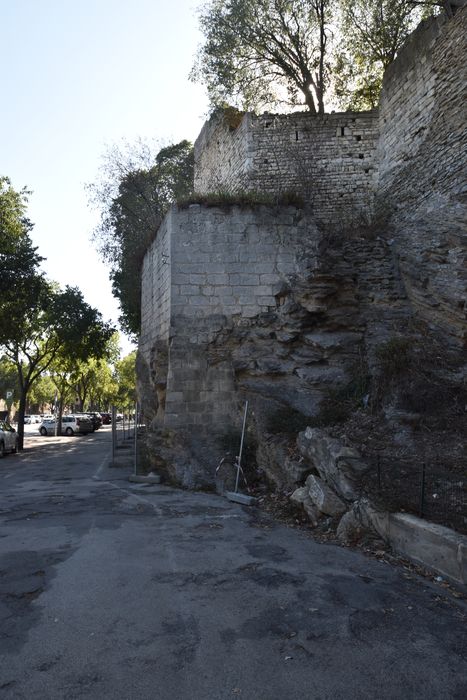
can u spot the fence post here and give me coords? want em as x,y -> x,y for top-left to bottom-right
377,454 -> 381,492
419,462 -> 426,518
134,401 -> 138,476
111,405 -> 116,464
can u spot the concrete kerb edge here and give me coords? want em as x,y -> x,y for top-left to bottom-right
224,491 -> 258,506
363,505 -> 467,588
128,474 -> 162,484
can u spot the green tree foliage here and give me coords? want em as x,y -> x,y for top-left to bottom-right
333,0 -> 439,110
191,0 -> 333,113
0,177 -> 45,327
192,1 -> 446,113
114,351 -> 137,408
88,140 -> 194,337
0,356 -> 19,404
0,282 -> 115,447
85,360 -> 118,409
28,373 -> 56,411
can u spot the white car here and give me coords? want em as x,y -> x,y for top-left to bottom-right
38,415 -> 93,436
0,421 -> 19,456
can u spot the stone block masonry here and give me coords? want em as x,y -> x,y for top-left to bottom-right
139,205 -> 319,439
377,7 -> 467,346
195,110 -> 380,226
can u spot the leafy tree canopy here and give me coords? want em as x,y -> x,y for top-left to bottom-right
333,0 -> 439,110
114,351 -> 137,407
192,0 -> 444,113
0,176 -> 44,302
1,176 -> 115,444
0,356 -> 19,402
191,0 -> 333,113
88,140 -> 194,337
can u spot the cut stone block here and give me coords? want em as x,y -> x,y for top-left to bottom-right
225,491 -> 257,506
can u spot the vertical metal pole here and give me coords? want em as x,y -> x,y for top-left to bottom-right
377,454 -> 381,491
134,401 -> 138,476
420,462 -> 426,518
234,401 -> 249,493
111,405 -> 116,463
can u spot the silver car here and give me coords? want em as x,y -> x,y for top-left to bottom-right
0,421 -> 19,457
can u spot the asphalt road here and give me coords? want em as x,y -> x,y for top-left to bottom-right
1,426 -> 466,700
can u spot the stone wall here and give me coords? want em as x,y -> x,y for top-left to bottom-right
140,213 -> 171,357
194,113 -> 252,194
377,7 -> 467,346
139,8 -> 466,485
194,110 -> 380,225
139,203 -> 411,484
139,205 -> 321,443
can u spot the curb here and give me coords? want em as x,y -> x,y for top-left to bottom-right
128,474 -> 161,484
363,504 -> 467,587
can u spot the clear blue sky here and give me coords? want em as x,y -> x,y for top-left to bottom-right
0,0 -> 208,355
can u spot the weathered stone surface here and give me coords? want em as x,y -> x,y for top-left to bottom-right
298,428 -> 370,501
302,497 -> 321,527
257,436 -> 311,489
215,460 -> 237,494
195,110 -> 380,227
290,487 -> 322,526
377,9 -> 467,347
305,474 -> 347,516
290,487 -> 309,504
336,509 -> 364,544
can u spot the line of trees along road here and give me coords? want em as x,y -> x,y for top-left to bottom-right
0,176 -> 116,449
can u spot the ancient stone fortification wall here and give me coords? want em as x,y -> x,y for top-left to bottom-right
378,10 -> 466,205
377,7 -> 467,345
194,110 -> 380,225
139,9 -> 466,486
194,113 -> 252,194
140,213 -> 171,358
139,203 -> 410,485
139,205 -> 319,442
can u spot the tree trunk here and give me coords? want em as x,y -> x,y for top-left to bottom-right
317,0 -> 327,114
16,386 -> 28,451
56,398 -> 64,437
303,85 -> 317,113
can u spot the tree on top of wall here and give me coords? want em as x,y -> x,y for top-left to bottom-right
333,0 -> 440,110
191,0 -> 333,114
87,140 -> 194,338
191,0 -> 445,113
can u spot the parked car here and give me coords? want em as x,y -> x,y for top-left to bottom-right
100,412 -> 111,425
38,415 -> 93,436
88,412 -> 103,430
0,421 -> 18,456
25,415 -> 41,424
73,413 -> 98,431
